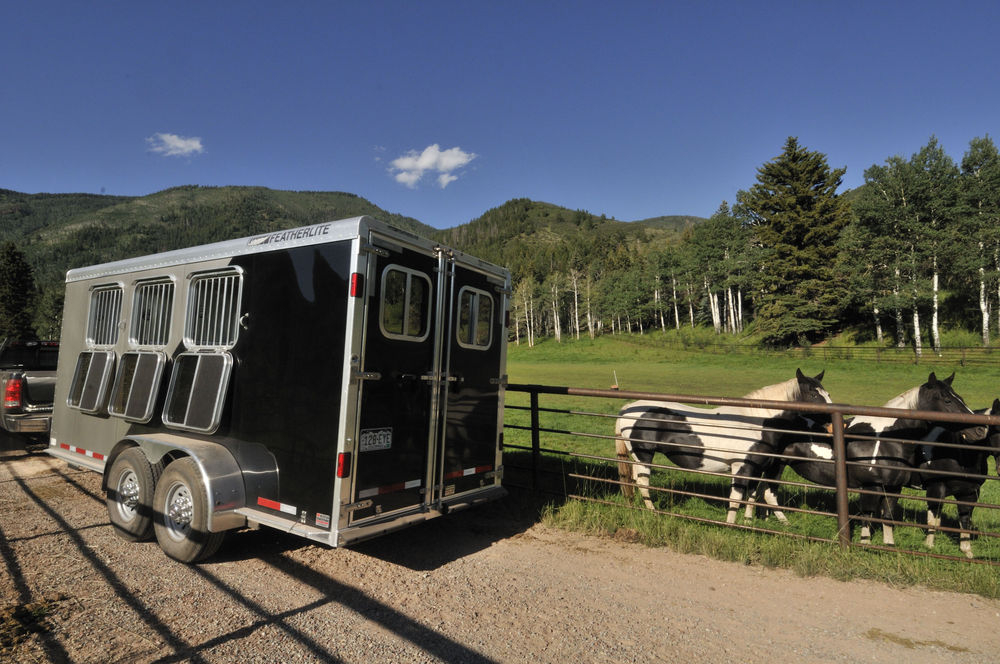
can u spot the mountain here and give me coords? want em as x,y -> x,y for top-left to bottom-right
0,186 -> 434,288
0,186 -> 704,297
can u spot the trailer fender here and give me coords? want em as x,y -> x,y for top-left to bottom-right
121,433 -> 248,532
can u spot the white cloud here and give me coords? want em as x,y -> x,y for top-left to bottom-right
390,144 -> 476,189
147,132 -> 204,157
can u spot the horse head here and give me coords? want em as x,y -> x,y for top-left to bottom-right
794,368 -> 834,431
916,372 -> 987,442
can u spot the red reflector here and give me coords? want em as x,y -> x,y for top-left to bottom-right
350,272 -> 363,297
3,379 -> 22,409
337,452 -> 351,478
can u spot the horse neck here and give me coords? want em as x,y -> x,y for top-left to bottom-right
739,379 -> 799,419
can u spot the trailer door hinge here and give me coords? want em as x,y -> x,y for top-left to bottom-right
352,370 -> 382,381
360,243 -> 390,257
343,499 -> 373,514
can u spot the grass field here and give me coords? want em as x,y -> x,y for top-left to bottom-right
502,333 -> 1000,598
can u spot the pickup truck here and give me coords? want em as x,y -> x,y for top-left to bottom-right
0,339 -> 58,446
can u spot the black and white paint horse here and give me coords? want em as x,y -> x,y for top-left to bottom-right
779,373 -> 986,546
918,398 -> 1000,558
615,369 -> 832,524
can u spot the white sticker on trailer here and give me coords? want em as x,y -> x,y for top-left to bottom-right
360,427 -> 392,452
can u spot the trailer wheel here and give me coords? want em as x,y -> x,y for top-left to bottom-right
106,447 -> 162,542
153,457 -> 225,563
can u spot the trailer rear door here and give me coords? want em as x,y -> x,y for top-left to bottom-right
351,235 -> 506,524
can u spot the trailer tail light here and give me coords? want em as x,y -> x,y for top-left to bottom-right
350,273 -> 363,297
337,452 -> 351,478
3,379 -> 23,409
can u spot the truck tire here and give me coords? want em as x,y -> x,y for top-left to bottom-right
152,457 -> 225,563
106,447 -> 162,542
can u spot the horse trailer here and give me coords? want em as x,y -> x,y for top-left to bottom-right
48,216 -> 510,562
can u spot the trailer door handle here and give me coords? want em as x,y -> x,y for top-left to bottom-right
353,370 -> 382,381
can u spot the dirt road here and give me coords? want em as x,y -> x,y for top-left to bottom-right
2,435 -> 999,663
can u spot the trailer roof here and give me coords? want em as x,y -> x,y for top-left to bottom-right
65,216 -> 395,282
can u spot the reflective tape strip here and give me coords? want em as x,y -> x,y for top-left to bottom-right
257,497 -> 297,515
58,442 -> 106,461
358,478 -> 422,499
444,464 -> 493,480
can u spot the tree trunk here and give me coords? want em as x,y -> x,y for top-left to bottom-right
585,277 -> 595,339
931,256 -> 940,354
550,282 -> 562,343
894,267 -> 905,348
872,304 -> 884,344
671,275 -> 681,330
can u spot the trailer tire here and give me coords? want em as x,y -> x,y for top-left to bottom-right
106,447 -> 162,542
153,457 -> 225,563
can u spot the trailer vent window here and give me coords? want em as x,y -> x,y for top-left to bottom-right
185,270 -> 243,349
457,287 -> 494,350
380,266 -> 431,341
130,279 -> 174,347
87,285 -> 123,347
66,350 -> 115,413
162,352 -> 233,433
108,351 -> 167,423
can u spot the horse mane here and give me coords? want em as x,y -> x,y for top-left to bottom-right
743,378 -> 799,402
884,385 -> 921,410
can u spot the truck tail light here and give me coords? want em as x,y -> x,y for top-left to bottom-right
337,452 -> 351,478
4,379 -> 23,409
350,273 -> 363,297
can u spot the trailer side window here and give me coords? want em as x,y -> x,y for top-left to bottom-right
108,352 -> 166,422
87,285 -> 123,347
67,350 -> 115,413
380,266 -> 431,341
67,285 -> 123,413
184,269 -> 243,349
162,352 -> 233,433
107,279 -> 174,423
456,287 -> 494,350
130,279 -> 174,348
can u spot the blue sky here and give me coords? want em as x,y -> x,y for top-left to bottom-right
3,1 -> 999,229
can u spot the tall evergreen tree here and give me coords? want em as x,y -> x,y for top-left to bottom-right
0,242 -> 38,340
736,137 -> 850,346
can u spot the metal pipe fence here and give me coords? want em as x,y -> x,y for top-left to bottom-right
647,342 -> 1000,367
502,383 -> 1000,566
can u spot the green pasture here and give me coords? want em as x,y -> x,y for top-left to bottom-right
502,334 -> 1000,598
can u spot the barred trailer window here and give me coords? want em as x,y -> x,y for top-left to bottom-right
185,269 -> 243,349
130,279 -> 174,347
456,286 -> 494,350
87,285 -> 123,347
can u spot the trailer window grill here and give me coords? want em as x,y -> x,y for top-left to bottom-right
86,285 -> 123,348
130,279 -> 174,348
379,266 -> 431,342
185,270 -> 243,349
456,286 -> 494,350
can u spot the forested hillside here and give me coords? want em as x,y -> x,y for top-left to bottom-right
2,131 -> 998,351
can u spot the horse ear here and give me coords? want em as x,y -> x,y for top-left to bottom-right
944,372 -> 955,385
928,372 -> 938,384
814,370 -> 824,382
993,398 -> 1000,411
796,368 -> 805,380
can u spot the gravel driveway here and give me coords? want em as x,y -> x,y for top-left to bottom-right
3,432 -> 1000,663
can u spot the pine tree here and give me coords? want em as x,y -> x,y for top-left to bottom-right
736,137 -> 850,346
0,242 -> 38,340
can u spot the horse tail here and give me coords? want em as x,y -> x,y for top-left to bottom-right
616,416 -> 635,500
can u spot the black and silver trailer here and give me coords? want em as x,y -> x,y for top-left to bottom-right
49,216 -> 510,562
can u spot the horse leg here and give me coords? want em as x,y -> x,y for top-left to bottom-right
955,487 -> 979,559
881,491 -> 899,547
923,482 -> 946,550
758,462 -> 789,524
858,488 -> 880,545
631,448 -> 657,510
727,462 -> 750,524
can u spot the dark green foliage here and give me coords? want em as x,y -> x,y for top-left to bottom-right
0,242 -> 37,340
737,138 -> 850,346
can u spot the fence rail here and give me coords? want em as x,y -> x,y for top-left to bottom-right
503,383 -> 1000,566
645,342 -> 1000,367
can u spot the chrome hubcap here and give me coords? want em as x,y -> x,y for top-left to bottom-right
165,482 -> 194,540
116,470 -> 140,521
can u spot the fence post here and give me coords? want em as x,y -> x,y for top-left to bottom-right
831,411 -> 851,548
530,390 -> 541,490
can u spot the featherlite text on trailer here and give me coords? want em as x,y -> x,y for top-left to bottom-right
48,217 -> 510,562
